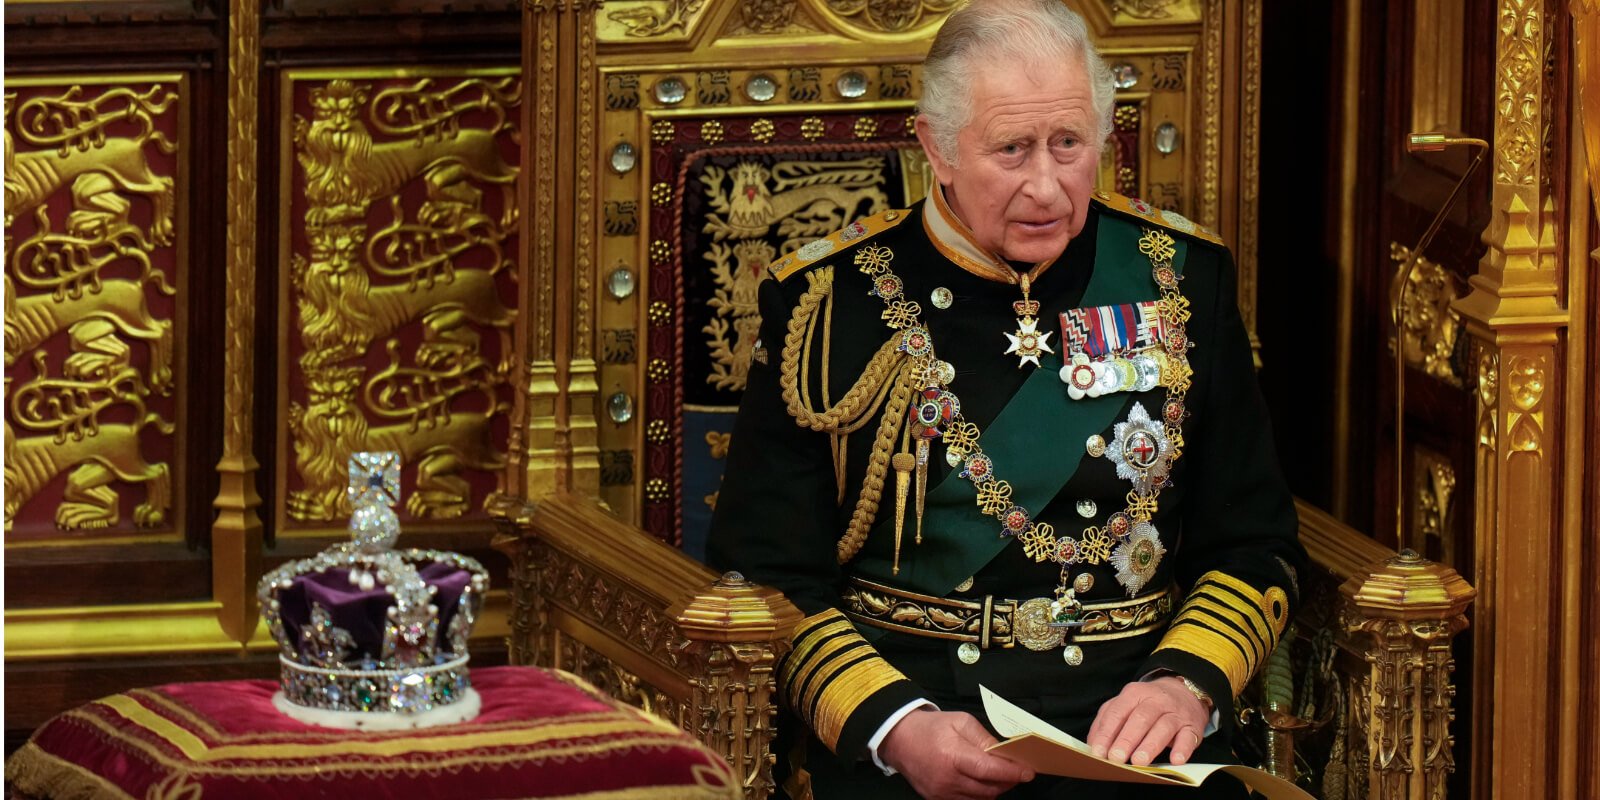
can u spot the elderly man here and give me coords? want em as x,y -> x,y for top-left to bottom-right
708,1 -> 1303,797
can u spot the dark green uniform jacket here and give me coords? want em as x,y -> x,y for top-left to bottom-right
708,190 -> 1304,799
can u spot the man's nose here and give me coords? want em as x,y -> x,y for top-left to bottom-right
1020,147 -> 1063,205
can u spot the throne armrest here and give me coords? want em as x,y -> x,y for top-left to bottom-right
490,492 -> 802,800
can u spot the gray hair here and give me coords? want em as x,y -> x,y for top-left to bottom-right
919,0 -> 1116,165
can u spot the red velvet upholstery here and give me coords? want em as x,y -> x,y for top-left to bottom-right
5,666 -> 738,800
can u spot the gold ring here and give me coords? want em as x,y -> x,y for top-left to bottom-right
1188,729 -> 1203,748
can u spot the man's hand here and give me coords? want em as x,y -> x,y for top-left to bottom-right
1086,676 -> 1211,766
878,709 -> 1035,799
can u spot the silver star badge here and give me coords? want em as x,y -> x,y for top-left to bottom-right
1110,521 -> 1165,596
1105,402 -> 1173,491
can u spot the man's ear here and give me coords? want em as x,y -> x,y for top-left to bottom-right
914,114 -> 958,188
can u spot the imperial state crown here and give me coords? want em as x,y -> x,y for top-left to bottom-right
258,451 -> 488,729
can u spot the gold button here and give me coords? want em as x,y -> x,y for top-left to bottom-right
1073,573 -> 1094,593
1075,499 -> 1098,518
954,576 -> 975,593
884,210 -> 900,222
958,642 -> 981,664
1086,435 -> 1107,458
1063,645 -> 1084,666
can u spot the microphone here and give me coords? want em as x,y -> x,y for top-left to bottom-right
1389,132 -> 1488,548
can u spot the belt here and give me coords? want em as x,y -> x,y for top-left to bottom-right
841,576 -> 1175,652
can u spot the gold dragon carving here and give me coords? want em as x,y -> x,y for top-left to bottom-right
698,158 -> 889,392
287,77 -> 519,522
3,82 -> 180,533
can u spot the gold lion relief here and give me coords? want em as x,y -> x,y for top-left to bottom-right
4,79 -> 183,535
5,320 -> 173,531
286,73 -> 519,523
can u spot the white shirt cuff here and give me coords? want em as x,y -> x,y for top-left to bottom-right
867,698 -> 939,775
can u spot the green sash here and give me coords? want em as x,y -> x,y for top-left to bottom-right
851,214 -> 1188,596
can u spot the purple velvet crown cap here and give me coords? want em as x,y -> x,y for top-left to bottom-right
275,562 -> 474,665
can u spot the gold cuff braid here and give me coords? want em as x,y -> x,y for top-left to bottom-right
1152,570 -> 1291,696
779,610 -> 908,753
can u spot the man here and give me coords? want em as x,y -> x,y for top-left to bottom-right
708,1 -> 1303,797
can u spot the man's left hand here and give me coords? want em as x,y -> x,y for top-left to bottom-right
1085,676 -> 1210,766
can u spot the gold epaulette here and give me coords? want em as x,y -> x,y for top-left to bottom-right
1151,570 -> 1291,696
1092,190 -> 1226,247
768,208 -> 911,283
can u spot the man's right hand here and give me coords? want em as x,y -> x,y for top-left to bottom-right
877,709 -> 1036,799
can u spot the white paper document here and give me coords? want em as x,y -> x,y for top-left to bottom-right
980,685 -> 1315,799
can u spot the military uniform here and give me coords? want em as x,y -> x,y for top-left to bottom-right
707,186 -> 1304,799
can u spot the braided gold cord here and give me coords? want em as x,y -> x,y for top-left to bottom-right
836,364 -> 915,564
780,268 -> 907,433
833,359 -> 903,435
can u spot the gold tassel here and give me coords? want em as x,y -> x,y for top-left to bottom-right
891,453 -> 915,575
915,438 -> 929,544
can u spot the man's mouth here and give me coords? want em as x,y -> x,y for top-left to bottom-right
1014,218 -> 1062,233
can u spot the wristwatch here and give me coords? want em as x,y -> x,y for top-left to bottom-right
1175,674 -> 1214,712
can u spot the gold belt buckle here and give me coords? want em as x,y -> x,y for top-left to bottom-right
1012,597 -> 1065,652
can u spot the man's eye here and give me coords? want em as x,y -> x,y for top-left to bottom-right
1000,143 -> 1023,155
1055,137 -> 1078,149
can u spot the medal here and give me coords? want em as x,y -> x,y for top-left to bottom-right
1004,274 -> 1053,368
1110,521 -> 1165,595
1105,402 -> 1175,491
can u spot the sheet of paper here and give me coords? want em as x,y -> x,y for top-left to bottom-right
979,685 -> 1317,800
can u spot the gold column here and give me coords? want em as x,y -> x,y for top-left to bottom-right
568,0 -> 603,497
514,0 -> 604,500
1570,7 -> 1600,797
214,0 -> 265,642
1450,1 -> 1568,797
671,573 -> 803,800
1338,551 -> 1475,800
514,0 -> 564,500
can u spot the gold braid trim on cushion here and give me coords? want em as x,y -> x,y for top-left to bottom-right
5,742 -> 136,800
55,700 -> 700,779
780,610 -> 909,753
778,266 -> 914,563
1152,570 -> 1291,696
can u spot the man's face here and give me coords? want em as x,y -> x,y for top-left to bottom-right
917,55 -> 1100,264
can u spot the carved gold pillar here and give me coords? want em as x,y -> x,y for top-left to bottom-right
1338,551 -> 1474,800
514,0 -> 605,500
671,573 -> 802,800
213,0 -> 265,642
1451,1 -> 1568,798
1572,4 -> 1600,797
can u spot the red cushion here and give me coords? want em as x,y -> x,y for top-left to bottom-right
5,666 -> 738,799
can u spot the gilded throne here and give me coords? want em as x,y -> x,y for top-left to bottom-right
488,2 -> 1477,799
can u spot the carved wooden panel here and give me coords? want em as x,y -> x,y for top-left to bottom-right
4,75 -> 188,542
274,68 -> 520,536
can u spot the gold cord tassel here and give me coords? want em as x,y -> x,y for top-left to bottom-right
891,453 -> 915,575
915,438 -> 929,544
